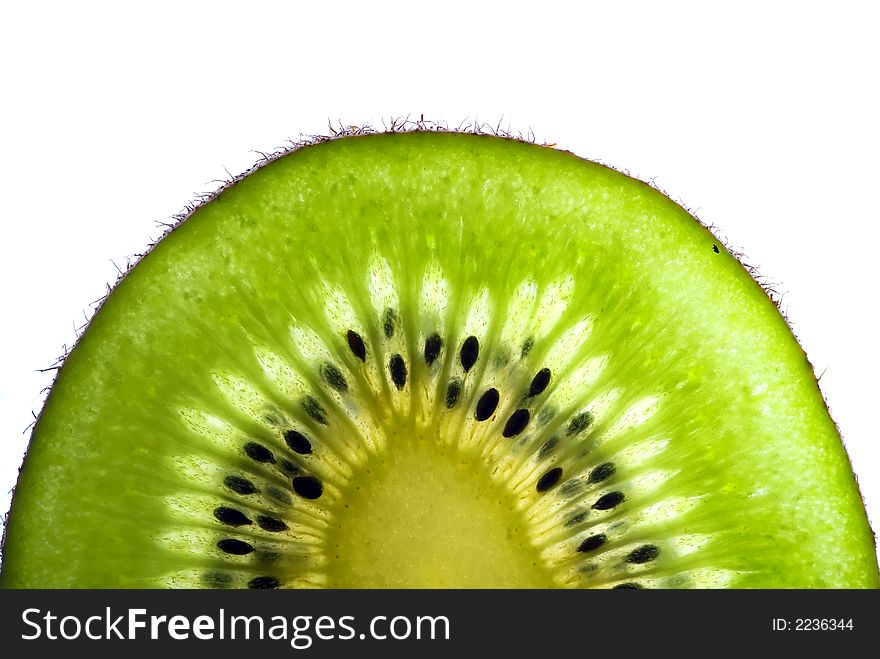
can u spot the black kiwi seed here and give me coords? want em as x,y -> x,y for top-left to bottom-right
445,378 -> 462,409
301,396 -> 328,425
213,507 -> 252,527
592,491 -> 625,510
613,582 -> 644,589
503,409 -> 531,437
244,441 -> 275,464
321,363 -> 348,393
521,338 -> 534,357
256,515 -> 288,532
224,475 -> 258,495
383,308 -> 397,338
460,336 -> 479,372
528,368 -> 551,397
577,533 -> 607,553
292,475 -> 324,500
389,354 -> 407,390
475,388 -> 500,421
567,411 -> 593,436
536,466 -> 563,492
347,330 -> 367,361
625,545 -> 660,564
284,429 -> 313,455
588,462 -> 616,484
217,539 -> 254,555
424,333 -> 442,365
248,576 -> 280,589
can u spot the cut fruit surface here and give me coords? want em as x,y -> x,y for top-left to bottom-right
2,131 -> 877,588
325,438 -> 556,588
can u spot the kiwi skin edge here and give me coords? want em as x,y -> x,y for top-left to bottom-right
1,122 -> 877,588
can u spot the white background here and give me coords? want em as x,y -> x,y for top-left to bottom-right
1,1 -> 878,565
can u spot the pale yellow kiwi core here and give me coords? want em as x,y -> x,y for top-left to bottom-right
323,438 -> 556,588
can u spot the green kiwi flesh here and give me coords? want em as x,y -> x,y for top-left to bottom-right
2,131 -> 877,588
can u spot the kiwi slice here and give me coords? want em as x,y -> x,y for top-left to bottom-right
2,130 -> 877,589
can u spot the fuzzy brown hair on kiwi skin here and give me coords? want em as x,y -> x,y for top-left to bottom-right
1,119 -> 877,589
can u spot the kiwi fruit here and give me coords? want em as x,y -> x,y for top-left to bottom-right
1,128 -> 877,589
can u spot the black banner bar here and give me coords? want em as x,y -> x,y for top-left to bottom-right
0,590 -> 875,656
